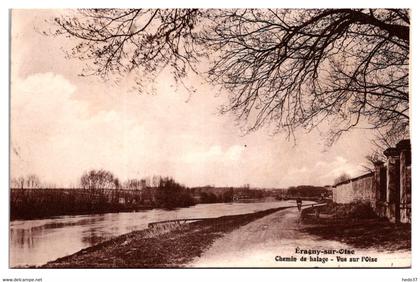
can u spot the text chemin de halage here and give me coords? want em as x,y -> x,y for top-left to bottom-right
274,247 -> 378,264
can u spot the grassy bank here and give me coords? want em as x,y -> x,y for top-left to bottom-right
42,206 -> 288,268
300,202 -> 411,251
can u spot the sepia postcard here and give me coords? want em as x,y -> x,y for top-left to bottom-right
8,8 -> 411,269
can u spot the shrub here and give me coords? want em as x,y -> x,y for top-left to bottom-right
331,201 -> 377,220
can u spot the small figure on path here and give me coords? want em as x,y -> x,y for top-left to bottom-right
296,198 -> 302,211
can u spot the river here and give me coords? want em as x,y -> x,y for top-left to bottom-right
10,200 -> 302,267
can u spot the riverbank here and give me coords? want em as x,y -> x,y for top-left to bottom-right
41,202 -> 410,268
42,206 -> 288,268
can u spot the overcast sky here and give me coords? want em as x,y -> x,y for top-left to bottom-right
10,9 -> 377,188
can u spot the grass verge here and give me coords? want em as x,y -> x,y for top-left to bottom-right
300,202 -> 411,251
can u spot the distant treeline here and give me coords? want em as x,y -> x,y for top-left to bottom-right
277,185 -> 331,200
10,171 -> 331,220
191,186 -> 266,203
10,176 -> 196,220
10,171 -> 272,220
10,185 -> 272,220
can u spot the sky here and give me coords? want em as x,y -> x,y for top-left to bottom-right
10,9 -> 379,188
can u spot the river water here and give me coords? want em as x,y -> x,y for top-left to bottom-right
10,200 -> 300,267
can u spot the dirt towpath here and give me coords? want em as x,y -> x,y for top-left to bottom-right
190,207 -> 410,267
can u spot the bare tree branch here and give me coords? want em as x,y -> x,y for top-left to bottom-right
51,8 -> 410,145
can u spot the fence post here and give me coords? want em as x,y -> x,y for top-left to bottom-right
397,139 -> 411,224
383,147 -> 400,223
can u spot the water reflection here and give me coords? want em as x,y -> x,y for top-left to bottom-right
82,228 -> 111,246
10,228 -> 35,249
10,200 -> 300,267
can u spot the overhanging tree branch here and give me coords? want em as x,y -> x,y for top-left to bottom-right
51,8 -> 410,145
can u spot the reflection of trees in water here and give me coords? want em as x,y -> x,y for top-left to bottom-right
10,228 -> 36,249
10,215 -> 108,251
80,216 -> 111,246
81,227 -> 113,246
79,214 -> 106,226
34,216 -> 103,230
